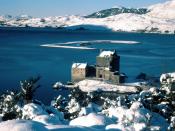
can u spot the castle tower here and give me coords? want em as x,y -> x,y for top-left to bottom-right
96,50 -> 123,84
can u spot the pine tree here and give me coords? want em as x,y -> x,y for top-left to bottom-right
20,76 -> 41,104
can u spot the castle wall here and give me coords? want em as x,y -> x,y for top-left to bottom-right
71,68 -> 86,82
71,50 -> 125,84
96,57 -> 111,67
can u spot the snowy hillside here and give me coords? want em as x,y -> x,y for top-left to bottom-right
0,0 -> 175,34
148,0 -> 175,19
85,7 -> 148,18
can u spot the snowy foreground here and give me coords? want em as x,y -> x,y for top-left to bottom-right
0,102 -> 169,131
1,0 -> 175,34
1,72 -> 175,130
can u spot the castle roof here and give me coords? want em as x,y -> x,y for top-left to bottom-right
99,51 -> 115,57
72,63 -> 87,69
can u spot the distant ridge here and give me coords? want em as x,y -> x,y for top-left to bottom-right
85,7 -> 149,18
0,0 -> 175,34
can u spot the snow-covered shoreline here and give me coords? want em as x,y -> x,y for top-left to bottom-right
75,79 -> 139,93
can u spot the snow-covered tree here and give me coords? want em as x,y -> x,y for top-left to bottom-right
20,76 -> 41,104
0,91 -> 22,121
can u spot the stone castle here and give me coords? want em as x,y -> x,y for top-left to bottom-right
71,50 -> 125,84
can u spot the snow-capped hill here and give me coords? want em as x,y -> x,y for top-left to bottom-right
86,7 -> 148,18
15,15 -> 32,21
148,0 -> 175,19
0,1 -> 175,34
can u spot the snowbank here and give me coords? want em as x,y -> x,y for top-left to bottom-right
22,103 -> 64,125
0,120 -> 48,131
70,113 -> 114,127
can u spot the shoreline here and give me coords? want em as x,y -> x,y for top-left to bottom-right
0,26 -> 174,35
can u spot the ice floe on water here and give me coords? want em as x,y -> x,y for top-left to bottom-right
41,44 -> 96,50
40,40 -> 140,50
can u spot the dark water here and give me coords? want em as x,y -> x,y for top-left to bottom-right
0,29 -> 175,104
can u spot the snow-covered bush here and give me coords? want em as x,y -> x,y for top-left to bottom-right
104,102 -> 168,131
20,76 -> 41,104
22,103 -> 47,120
0,91 -> 22,121
22,103 -> 66,126
160,72 -> 175,93
51,95 -> 68,112
168,116 -> 175,130
51,87 -> 92,120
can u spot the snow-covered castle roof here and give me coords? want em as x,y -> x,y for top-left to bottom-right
72,63 -> 87,69
99,51 -> 115,57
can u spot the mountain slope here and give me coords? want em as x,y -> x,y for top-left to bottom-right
85,7 -> 148,18
0,0 -> 175,34
148,0 -> 175,19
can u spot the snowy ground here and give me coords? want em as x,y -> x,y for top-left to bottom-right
1,72 -> 175,130
75,79 -> 139,93
0,102 -> 168,131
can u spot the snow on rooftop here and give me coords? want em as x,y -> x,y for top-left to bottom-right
99,51 -> 115,57
72,63 -> 87,69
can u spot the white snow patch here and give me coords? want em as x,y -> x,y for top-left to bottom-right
99,51 -> 114,57
0,120 -> 48,131
72,63 -> 87,69
22,103 -> 47,120
76,79 -> 138,93
41,44 -> 95,50
70,113 -> 113,127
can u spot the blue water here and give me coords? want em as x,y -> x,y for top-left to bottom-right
0,29 -> 175,104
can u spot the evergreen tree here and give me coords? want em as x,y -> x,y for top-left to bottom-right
20,76 -> 41,104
